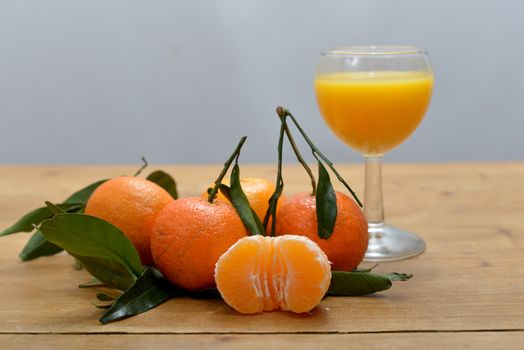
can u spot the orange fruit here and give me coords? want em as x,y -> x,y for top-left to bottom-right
214,234 -> 331,314
150,197 -> 248,291
275,192 -> 368,271
203,177 -> 285,223
85,176 -> 174,265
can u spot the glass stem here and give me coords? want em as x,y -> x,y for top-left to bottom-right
364,156 -> 385,229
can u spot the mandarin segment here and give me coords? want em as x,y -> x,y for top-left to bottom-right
84,176 -> 174,265
214,235 -> 266,314
261,239 -> 276,311
150,197 -> 248,291
276,236 -> 332,313
214,235 -> 331,314
275,192 -> 368,271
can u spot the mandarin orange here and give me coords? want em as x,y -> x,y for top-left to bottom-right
214,234 -> 331,314
85,176 -> 174,265
150,197 -> 248,291
275,192 -> 368,271
203,177 -> 285,223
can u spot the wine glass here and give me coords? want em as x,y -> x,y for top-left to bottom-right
314,46 -> 433,261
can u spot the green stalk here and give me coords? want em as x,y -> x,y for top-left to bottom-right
276,110 -> 317,196
134,157 -> 148,177
276,107 -> 363,207
207,137 -> 247,203
263,116 -> 286,236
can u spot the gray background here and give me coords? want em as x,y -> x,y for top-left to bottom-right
0,0 -> 522,164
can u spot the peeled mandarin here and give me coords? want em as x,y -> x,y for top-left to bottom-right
214,234 -> 331,314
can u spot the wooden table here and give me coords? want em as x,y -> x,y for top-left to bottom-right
0,163 -> 523,349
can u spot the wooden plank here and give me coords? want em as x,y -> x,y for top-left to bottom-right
0,163 -> 523,334
1,332 -> 523,350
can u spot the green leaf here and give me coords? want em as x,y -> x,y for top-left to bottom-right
95,305 -> 112,309
353,264 -> 379,273
78,278 -> 104,288
146,170 -> 178,199
99,267 -> 184,324
91,298 -> 114,309
72,255 -> 137,291
327,271 -> 412,296
383,272 -> 413,281
63,179 -> 107,204
316,161 -> 337,239
223,165 -> 264,235
217,184 -> 232,201
2,178 -> 105,264
45,201 -> 66,214
39,213 -> 145,289
328,271 -> 392,296
97,293 -> 118,302
19,230 -> 63,261
220,183 -> 261,234
0,203 -> 84,237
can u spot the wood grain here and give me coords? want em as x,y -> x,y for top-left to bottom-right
0,163 -> 523,344
1,332 -> 523,350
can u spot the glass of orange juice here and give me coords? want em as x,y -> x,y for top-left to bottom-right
315,46 -> 433,261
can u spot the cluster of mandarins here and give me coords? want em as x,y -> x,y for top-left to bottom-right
85,175 -> 367,314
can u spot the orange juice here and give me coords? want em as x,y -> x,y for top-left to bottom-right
315,71 -> 433,155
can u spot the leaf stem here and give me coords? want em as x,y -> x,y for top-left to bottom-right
263,115 -> 286,236
134,157 -> 148,177
276,107 -> 363,207
207,137 -> 248,203
276,108 -> 317,195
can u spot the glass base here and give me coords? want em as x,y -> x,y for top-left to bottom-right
364,223 -> 425,262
